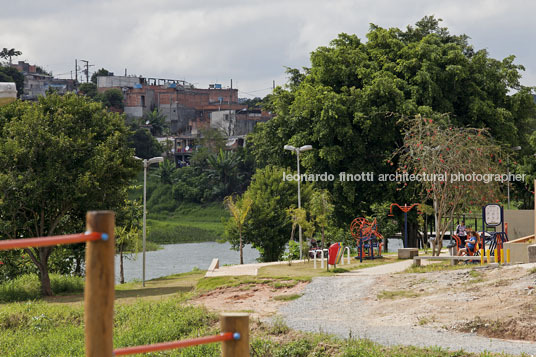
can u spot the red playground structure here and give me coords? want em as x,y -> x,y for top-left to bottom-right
350,217 -> 384,262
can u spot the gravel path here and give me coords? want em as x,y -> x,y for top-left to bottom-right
278,261 -> 536,356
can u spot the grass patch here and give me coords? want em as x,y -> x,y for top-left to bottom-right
377,289 -> 421,300
258,257 -> 397,279
0,274 -> 84,303
403,261 -> 477,274
528,267 -> 536,275
195,275 -> 308,293
0,297 -> 220,356
273,293 -> 302,301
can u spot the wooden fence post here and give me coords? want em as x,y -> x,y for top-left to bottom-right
85,211 -> 115,357
221,313 -> 249,357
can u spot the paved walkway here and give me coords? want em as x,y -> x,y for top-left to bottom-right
204,259 -> 304,277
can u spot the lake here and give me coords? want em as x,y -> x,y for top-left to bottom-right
115,241 -> 260,283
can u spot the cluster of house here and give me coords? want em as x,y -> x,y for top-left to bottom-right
9,61 -> 273,166
11,61 -> 76,100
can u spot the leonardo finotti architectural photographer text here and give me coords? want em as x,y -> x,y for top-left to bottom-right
282,171 -> 526,183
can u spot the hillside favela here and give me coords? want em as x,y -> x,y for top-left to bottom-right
1,2 -> 536,356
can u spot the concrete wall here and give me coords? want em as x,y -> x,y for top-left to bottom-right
504,210 -> 534,240
158,104 -> 194,134
210,110 -> 235,135
97,76 -> 140,89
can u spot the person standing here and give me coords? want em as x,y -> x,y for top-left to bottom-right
456,221 -> 467,246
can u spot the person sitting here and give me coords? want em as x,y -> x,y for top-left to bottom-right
458,230 -> 478,256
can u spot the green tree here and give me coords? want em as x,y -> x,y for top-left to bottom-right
91,68 -> 111,84
308,189 -> 334,249
78,82 -> 98,98
143,108 -> 168,137
98,88 -> 124,110
0,93 -> 138,295
115,197 -> 142,284
239,166 -> 313,261
0,65 -> 24,97
157,159 -> 176,185
250,16 -> 535,227
128,128 -> 162,159
0,48 -> 22,64
206,149 -> 240,196
224,195 -> 253,264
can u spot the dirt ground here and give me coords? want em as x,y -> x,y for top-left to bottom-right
367,264 -> 536,341
191,280 -> 309,319
190,263 -> 536,342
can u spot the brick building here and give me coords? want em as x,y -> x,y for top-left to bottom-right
97,75 -> 249,135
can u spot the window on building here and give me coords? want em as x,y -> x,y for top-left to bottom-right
141,95 -> 145,107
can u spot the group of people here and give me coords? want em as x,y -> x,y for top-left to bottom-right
455,221 -> 479,255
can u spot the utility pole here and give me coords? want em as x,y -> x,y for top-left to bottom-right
79,60 -> 94,83
75,59 -> 78,83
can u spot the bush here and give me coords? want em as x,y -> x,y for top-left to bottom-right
0,274 -> 84,302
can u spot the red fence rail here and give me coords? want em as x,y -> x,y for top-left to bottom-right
0,231 -> 107,250
113,332 -> 238,355
0,211 -> 250,357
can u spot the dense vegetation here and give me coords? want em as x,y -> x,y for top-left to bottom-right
226,16 -> 536,256
0,93 -> 138,294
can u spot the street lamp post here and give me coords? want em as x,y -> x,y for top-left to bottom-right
507,146 -> 521,209
134,156 -> 164,287
284,144 -> 312,260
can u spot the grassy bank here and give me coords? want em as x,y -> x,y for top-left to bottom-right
129,172 -> 228,245
147,202 -> 228,244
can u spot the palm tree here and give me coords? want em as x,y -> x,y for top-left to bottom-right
143,109 -> 168,137
224,195 -> 253,264
0,48 -> 22,64
206,149 -> 240,194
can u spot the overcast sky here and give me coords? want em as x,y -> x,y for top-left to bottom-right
1,0 -> 535,98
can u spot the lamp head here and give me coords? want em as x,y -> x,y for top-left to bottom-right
299,145 -> 313,152
147,156 -> 164,165
284,144 -> 296,151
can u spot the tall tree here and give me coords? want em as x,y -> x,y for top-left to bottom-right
0,93 -> 138,295
0,48 -> 22,64
115,196 -> 142,284
250,16 -> 535,226
394,115 -> 504,255
233,166 -> 314,261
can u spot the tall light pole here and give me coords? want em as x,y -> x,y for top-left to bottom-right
284,144 -> 312,260
134,156 -> 164,286
507,146 -> 521,209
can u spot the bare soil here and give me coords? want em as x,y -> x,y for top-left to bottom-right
190,281 -> 309,319
191,263 -> 536,342
367,264 -> 536,341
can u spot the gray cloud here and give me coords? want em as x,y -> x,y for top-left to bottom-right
0,0 -> 535,97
